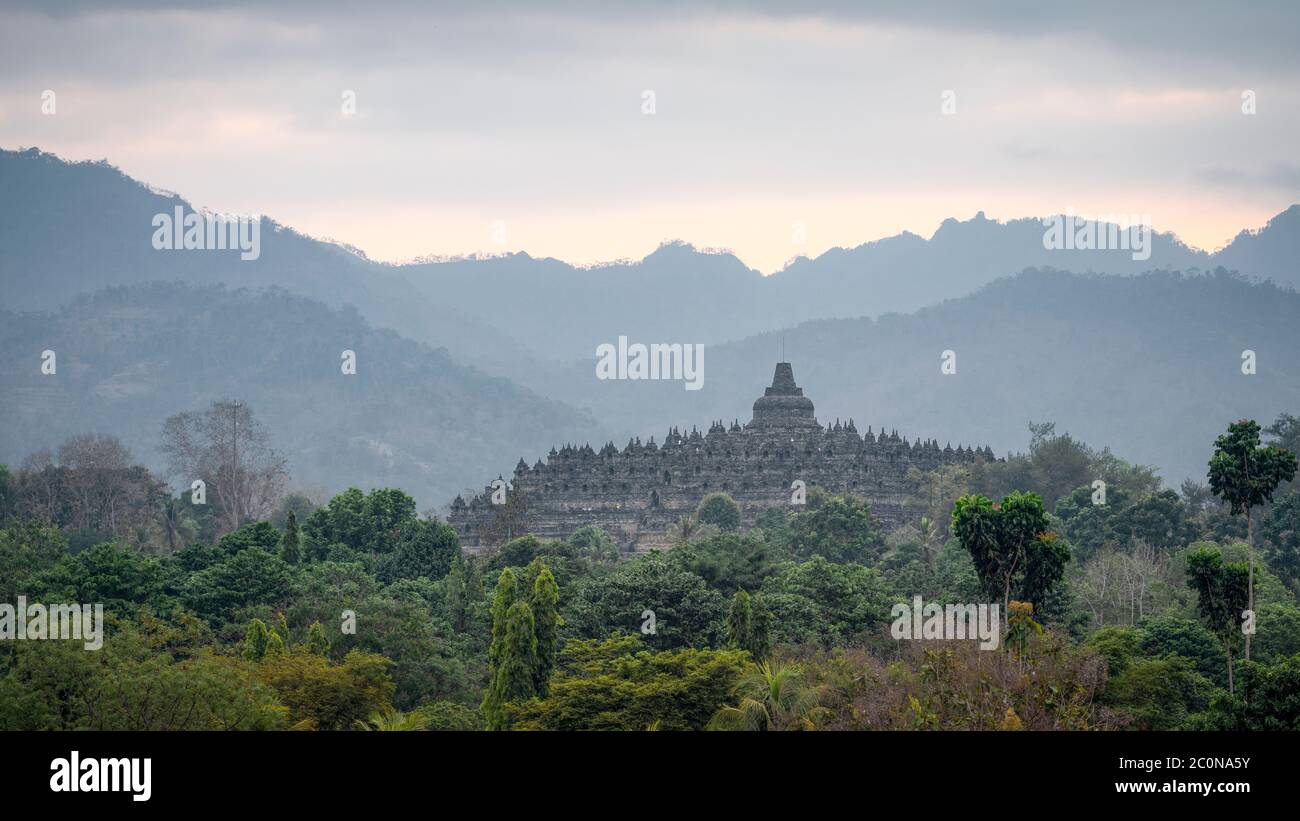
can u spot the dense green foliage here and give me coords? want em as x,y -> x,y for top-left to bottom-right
3,416 -> 1300,731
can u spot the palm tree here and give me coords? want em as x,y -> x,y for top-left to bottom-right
355,707 -> 431,731
708,660 -> 827,731
918,516 -> 941,571
159,497 -> 198,554
667,514 -> 719,546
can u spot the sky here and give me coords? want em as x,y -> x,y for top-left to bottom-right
2,0 -> 1298,272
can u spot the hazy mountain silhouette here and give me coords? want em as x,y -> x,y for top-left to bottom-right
0,282 -> 598,510
1213,204 -> 1300,284
0,148 -> 544,381
767,210 -> 1211,321
6,148 -> 1297,380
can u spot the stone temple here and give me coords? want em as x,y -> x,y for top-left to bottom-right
449,362 -> 993,554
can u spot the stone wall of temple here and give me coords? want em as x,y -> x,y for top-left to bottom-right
448,363 -> 993,554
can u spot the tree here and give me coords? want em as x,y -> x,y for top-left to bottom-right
445,551 -> 470,631
414,701 -> 484,731
32,541 -> 172,617
708,660 -> 826,731
1207,419 -> 1297,660
787,493 -> 885,565
0,621 -> 286,730
1192,653 -> 1300,731
217,520 -> 281,554
1102,655 -> 1214,731
0,464 -> 14,522
1075,540 -> 1165,628
487,568 -> 518,668
0,521 -> 66,601
1265,413 -> 1300,467
906,464 -> 971,531
280,510 -> 302,565
951,491 -> 1069,628
696,492 -> 741,532
725,590 -> 771,660
242,618 -> 273,661
489,534 -> 541,570
1261,490 -> 1300,592
505,635 -> 749,731
726,590 -> 751,649
12,437 -> 169,551
355,707 -> 431,731
180,547 -> 293,625
254,649 -> 394,731
568,526 -> 619,563
667,514 -> 718,546
529,560 -> 561,695
161,400 -> 288,536
159,496 -> 200,555
270,492 -> 319,530
565,554 -> 727,649
305,620 -> 331,656
916,516 -> 942,572
667,532 -> 782,595
1139,616 -> 1228,688
303,487 -> 420,559
481,601 -> 538,730
758,556 -> 894,647
478,485 -> 530,547
375,518 -> 460,583
1185,546 -> 1250,693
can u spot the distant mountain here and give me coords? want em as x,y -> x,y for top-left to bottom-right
0,148 -> 542,382
1214,204 -> 1300,285
5,148 -> 1296,381
537,269 -> 1300,490
0,283 -> 598,511
766,210 -> 1211,322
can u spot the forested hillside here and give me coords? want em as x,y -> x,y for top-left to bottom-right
0,282 -> 597,509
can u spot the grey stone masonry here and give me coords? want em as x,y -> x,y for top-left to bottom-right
448,362 -> 993,554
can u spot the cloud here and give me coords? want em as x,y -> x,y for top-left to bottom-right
1,1 -> 1297,270
1200,163 -> 1300,192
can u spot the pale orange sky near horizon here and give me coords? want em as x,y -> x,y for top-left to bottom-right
270,189 -> 1288,272
2,4 -> 1298,272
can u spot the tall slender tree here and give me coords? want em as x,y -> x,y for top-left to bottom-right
1208,419 -> 1297,660
481,601 -> 538,730
280,509 -> 302,565
488,568 -> 518,669
446,551 -> 469,631
1186,546 -> 1250,694
530,562 -> 560,695
725,590 -> 772,660
726,590 -> 753,650
242,618 -> 272,661
305,620 -> 330,656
